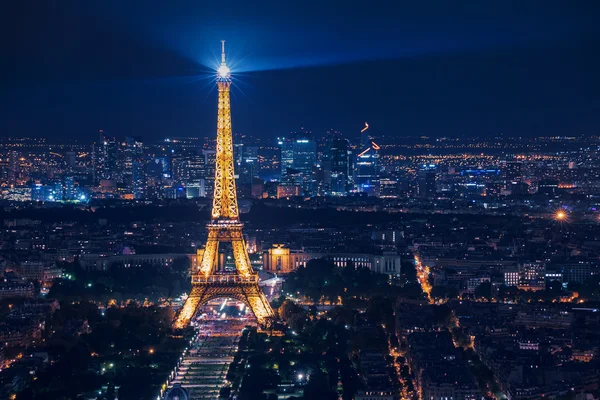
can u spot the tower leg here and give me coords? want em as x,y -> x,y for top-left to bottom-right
199,229 -> 220,276
173,286 -> 205,329
231,230 -> 252,277
243,284 -> 276,327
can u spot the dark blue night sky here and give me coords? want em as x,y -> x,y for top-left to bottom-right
2,0 -> 599,142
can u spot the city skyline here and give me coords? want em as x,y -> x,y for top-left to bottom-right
2,4 -> 600,400
2,1 -> 600,141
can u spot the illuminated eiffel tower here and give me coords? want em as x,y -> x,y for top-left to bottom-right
174,42 -> 275,329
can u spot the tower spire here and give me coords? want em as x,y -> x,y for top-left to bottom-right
217,40 -> 230,79
221,40 -> 226,65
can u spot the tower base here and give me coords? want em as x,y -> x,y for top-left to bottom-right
173,275 -> 275,329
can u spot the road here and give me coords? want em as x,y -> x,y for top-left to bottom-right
166,318 -> 249,399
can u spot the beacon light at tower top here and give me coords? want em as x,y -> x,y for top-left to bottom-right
218,65 -> 230,78
217,40 -> 231,79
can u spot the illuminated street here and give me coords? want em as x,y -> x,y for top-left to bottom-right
165,299 -> 255,400
414,255 -> 433,304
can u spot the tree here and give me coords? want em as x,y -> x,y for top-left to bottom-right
433,304 -> 453,327
547,279 -> 563,294
474,281 -> 492,301
431,285 -> 459,301
302,370 -> 337,400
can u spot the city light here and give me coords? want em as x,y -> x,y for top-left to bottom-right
4,19 -> 600,400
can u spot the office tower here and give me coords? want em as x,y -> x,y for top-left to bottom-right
182,154 -> 206,185
123,136 -> 143,171
52,181 -> 64,201
238,146 -> 258,185
354,142 -> 380,196
132,159 -> 146,199
278,137 -> 294,178
417,164 -> 437,198
180,153 -> 206,198
291,131 -> 316,175
233,142 -> 244,169
8,151 -> 20,185
63,175 -> 76,201
323,129 -> 350,196
288,129 -> 317,196
171,155 -> 187,183
93,130 -> 119,183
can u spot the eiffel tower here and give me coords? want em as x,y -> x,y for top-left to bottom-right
173,42 -> 275,329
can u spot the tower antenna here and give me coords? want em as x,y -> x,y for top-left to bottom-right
221,40 -> 226,65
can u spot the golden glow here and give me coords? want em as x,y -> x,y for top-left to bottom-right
555,210 -> 566,221
211,81 -> 239,220
173,42 -> 275,330
415,255 -> 433,304
361,122 -> 369,133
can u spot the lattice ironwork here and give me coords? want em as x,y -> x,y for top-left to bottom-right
173,42 -> 275,329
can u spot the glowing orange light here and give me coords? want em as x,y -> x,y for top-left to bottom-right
555,211 -> 566,221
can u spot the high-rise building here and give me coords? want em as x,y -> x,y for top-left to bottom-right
8,151 -> 21,185
354,143 -> 380,196
278,128 -> 317,196
93,130 -> 119,183
278,137 -> 294,178
417,164 -> 437,198
323,129 -> 349,196
177,153 -> 206,198
292,133 -> 316,176
52,181 -> 63,201
292,131 -> 316,196
182,154 -> 205,185
238,146 -> 258,186
123,136 -> 143,170
132,159 -> 146,199
63,175 -> 76,201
